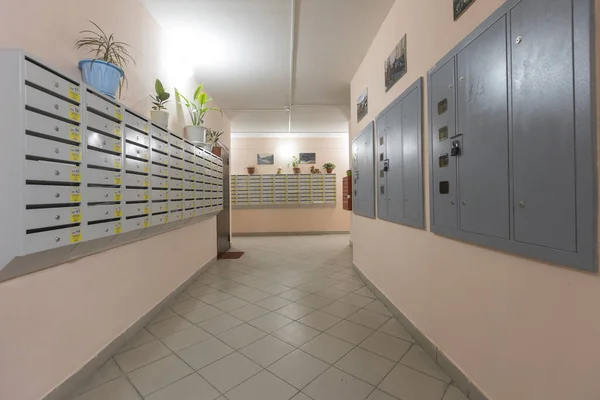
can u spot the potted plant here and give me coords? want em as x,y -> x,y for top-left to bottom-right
346,169 -> 352,177
176,84 -> 223,146
276,167 -> 282,174
76,21 -> 135,98
150,79 -> 170,127
289,156 -> 301,174
206,129 -> 224,156
247,166 -> 256,175
323,162 -> 336,174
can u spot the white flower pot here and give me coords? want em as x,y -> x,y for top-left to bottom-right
150,110 -> 169,128
184,125 -> 207,144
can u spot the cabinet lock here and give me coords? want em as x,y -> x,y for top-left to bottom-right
451,140 -> 461,156
383,159 -> 390,172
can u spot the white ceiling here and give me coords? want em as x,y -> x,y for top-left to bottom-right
143,0 -> 394,135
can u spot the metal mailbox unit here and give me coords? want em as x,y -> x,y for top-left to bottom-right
352,122 -> 376,219
427,0 -> 596,271
0,50 -> 225,281
376,78 -> 424,229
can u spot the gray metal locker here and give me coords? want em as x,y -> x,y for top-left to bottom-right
401,87 -> 422,222
429,59 -> 458,230
385,102 -> 404,222
511,0 -> 576,251
352,122 -> 376,219
456,16 -> 510,239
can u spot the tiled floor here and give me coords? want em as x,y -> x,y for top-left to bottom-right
71,234 -> 466,400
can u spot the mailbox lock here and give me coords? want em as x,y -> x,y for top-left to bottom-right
460,76 -> 465,82
54,104 -> 59,110
104,123 -> 108,129
450,200 -> 455,205
55,237 -> 60,242
54,170 -> 60,176
54,193 -> 60,198
105,105 -> 109,111
105,211 -> 109,215
461,200 -> 466,206
519,201 -> 525,208
55,148 -> 60,154
54,126 -> 60,132
54,81 -> 59,88
55,215 -> 60,220
104,193 -> 109,197
516,36 -> 523,44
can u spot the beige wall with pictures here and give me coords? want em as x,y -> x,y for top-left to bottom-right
350,0 -> 600,400
231,136 -> 351,233
0,1 -> 229,399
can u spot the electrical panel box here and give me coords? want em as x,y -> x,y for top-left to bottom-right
427,0 -> 596,272
0,50 -> 225,281
376,78 -> 424,229
352,122 -> 376,219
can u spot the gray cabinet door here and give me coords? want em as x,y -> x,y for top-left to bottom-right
385,102 -> 404,222
353,123 -> 375,218
352,137 -> 360,213
401,87 -> 421,221
430,59 -> 458,229
376,114 -> 387,218
456,17 -> 510,239
511,0 -> 576,251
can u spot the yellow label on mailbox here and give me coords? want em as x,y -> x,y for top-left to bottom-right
163,181 -> 169,188
70,188 -> 81,202
114,174 -> 122,185
144,179 -> 149,187
114,109 -> 123,121
69,147 -> 81,162
144,165 -> 149,173
69,126 -> 81,142
164,216 -> 169,223
114,191 -> 122,201
144,219 -> 149,228
70,208 -> 82,223
144,206 -> 149,214
143,125 -> 149,132
114,207 -> 122,217
114,223 -> 122,234
144,192 -> 149,200
68,84 -> 81,102
113,142 -> 121,152
70,168 -> 81,182
68,105 -> 80,122
113,126 -> 122,137
70,228 -> 82,243
114,159 -> 121,168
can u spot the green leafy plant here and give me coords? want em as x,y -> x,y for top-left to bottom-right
288,156 -> 301,168
175,84 -> 223,126
346,169 -> 352,177
205,129 -> 224,147
150,79 -> 170,111
323,162 -> 336,170
75,21 -> 135,97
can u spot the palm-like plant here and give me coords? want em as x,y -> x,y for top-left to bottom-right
205,129 -> 224,147
176,84 -> 223,126
75,21 -> 135,97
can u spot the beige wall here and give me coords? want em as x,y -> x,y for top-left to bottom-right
350,1 -> 600,400
231,136 -> 350,233
0,1 -> 229,399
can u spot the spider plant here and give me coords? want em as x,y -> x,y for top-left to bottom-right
75,21 -> 135,97
175,84 -> 223,126
205,129 -> 224,147
150,79 -> 170,111
289,156 -> 301,168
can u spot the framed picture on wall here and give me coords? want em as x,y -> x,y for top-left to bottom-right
299,153 -> 316,164
454,0 -> 476,20
357,88 -> 368,123
384,34 -> 407,92
257,153 -> 274,165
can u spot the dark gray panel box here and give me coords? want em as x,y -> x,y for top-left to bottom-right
352,122 -> 376,219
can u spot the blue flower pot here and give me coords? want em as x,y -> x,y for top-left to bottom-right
78,59 -> 123,98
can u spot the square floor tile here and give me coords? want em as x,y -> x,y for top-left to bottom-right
278,289 -> 311,301
320,301 -> 361,319
359,331 -> 412,362
334,347 -> 395,386
262,283 -> 292,295
127,354 -> 193,396
315,287 -> 350,300
300,333 -> 354,364
213,296 -> 250,312
257,296 -> 293,311
199,314 -> 244,335
177,337 -> 234,370
268,349 -> 329,389
187,285 -> 218,298
118,329 -> 155,354
171,298 -> 206,314
199,352 -> 262,393
150,309 -> 177,324
347,309 -> 390,330
276,303 -> 315,320
179,305 -> 223,324
114,340 -> 171,373
236,288 -> 272,302
378,319 -> 414,342
326,320 -> 374,345
442,385 -> 468,400
332,281 -> 363,292
297,295 -> 334,309
378,364 -> 448,400
367,389 -> 399,400
240,335 -> 295,367
273,322 -> 320,347
364,301 -> 392,317
145,373 -> 220,400
160,325 -> 212,352
303,367 -> 374,400
338,293 -> 373,308
400,345 -> 451,382
74,358 -> 123,395
299,311 -> 342,331
147,316 -> 192,338
249,312 -> 294,333
230,303 -> 270,321
198,291 -> 232,304
217,323 -> 266,349
224,370 -> 298,400
74,377 -> 140,400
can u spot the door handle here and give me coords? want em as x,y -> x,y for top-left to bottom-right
383,159 -> 389,172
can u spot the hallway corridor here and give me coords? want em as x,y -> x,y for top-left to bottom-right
72,235 -> 464,400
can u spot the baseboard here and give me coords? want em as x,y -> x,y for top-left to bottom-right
45,256 -> 217,400
232,231 -> 350,237
352,263 -> 490,400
